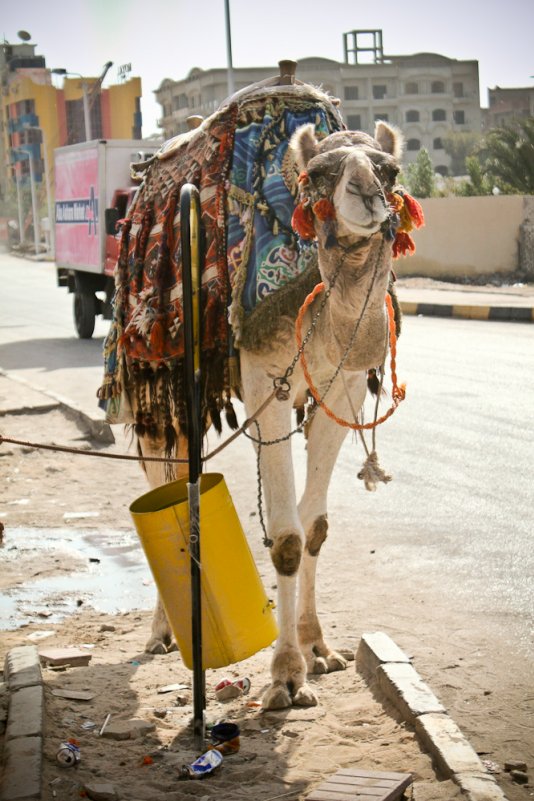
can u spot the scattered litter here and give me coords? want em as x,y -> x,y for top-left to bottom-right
81,720 -> 97,730
141,755 -> 154,766
63,511 -> 100,520
153,709 -> 167,719
7,498 -> 30,505
99,714 -> 111,736
482,759 -> 501,774
282,729 -> 299,738
52,689 -> 95,702
215,677 -> 250,701
129,660 -> 141,666
157,683 -> 189,694
39,647 -> 92,667
180,749 -> 223,779
56,739 -> 81,767
209,722 -> 240,755
27,630 -> 55,641
260,729 -> 270,734
80,643 -> 95,649
89,557 -> 101,563
246,700 -> 262,709
99,624 -> 116,633
142,578 -> 152,585
37,610 -> 52,618
174,695 -> 189,707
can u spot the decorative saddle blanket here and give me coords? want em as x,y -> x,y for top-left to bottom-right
98,84 -> 344,438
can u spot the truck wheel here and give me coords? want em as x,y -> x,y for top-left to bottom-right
74,290 -> 96,338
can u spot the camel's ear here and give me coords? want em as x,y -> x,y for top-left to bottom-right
374,121 -> 404,161
289,123 -> 320,172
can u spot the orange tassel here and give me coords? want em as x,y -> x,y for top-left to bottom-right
402,193 -> 425,228
291,203 -> 316,240
392,231 -> 416,258
312,198 -> 336,221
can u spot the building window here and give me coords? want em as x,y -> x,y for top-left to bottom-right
405,82 -> 419,95
435,165 -> 449,176
406,109 -> 420,123
432,109 -> 446,121
407,138 -> 421,151
453,82 -> 464,98
372,84 -> 387,100
374,113 -> 388,122
172,93 -> 188,111
431,80 -> 445,93
433,137 -> 444,149
453,110 -> 466,124
347,114 -> 362,130
344,85 -> 359,101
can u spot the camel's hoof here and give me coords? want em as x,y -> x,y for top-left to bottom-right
326,652 -> 348,672
166,641 -> 179,653
292,683 -> 318,707
308,656 -> 329,675
145,638 -> 168,655
262,682 -> 292,710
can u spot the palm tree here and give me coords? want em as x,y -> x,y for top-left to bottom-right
478,117 -> 534,194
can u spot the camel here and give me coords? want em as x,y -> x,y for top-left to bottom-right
99,75 -> 422,710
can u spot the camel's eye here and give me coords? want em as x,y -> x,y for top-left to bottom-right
374,162 -> 399,186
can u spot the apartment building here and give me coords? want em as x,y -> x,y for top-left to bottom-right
155,29 -> 481,176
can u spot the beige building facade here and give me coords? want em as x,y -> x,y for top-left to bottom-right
155,30 -> 482,176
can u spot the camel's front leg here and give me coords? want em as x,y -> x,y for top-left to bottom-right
298,372 -> 367,674
137,430 -> 189,655
240,352 -> 316,709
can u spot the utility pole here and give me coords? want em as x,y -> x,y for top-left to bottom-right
224,0 -> 234,97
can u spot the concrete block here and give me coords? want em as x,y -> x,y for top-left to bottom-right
6,685 -> 44,740
415,713 -> 485,778
455,771 -> 508,801
377,662 -> 445,724
101,718 -> 155,740
356,632 -> 411,675
4,647 -> 41,691
0,736 -> 42,800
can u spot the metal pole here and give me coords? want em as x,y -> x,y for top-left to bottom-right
224,0 -> 235,96
82,82 -> 92,140
27,152 -> 41,255
14,168 -> 25,246
180,183 -> 205,750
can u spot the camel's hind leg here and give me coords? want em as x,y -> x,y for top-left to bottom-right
137,431 -> 189,655
297,372 -> 367,674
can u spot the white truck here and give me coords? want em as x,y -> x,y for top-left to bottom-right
54,139 -> 158,338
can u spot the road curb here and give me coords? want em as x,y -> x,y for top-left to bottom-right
400,301 -> 534,323
0,369 -> 114,445
356,632 -> 508,801
1,646 -> 43,801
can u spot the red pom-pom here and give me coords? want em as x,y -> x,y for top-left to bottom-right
312,198 -> 336,221
392,231 -> 416,258
292,202 -> 316,240
402,193 -> 425,228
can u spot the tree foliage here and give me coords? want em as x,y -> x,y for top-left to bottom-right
404,148 -> 436,198
443,132 -> 481,175
477,117 -> 534,194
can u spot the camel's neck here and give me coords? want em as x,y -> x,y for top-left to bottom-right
315,232 -> 392,371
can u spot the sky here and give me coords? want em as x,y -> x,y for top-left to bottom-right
3,0 -> 533,137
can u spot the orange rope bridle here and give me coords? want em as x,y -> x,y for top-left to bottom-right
295,283 -> 406,430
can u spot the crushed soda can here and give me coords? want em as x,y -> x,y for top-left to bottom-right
180,749 -> 223,779
214,677 -> 251,701
56,740 -> 81,767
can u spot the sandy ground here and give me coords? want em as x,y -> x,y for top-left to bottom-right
0,406 -> 531,800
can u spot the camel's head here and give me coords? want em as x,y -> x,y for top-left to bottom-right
290,121 -> 404,242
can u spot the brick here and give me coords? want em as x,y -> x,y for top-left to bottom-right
356,632 -> 411,675
6,685 -> 44,741
415,713 -> 485,778
455,771 -> 508,801
38,647 -> 91,667
377,663 -> 445,724
4,647 -> 41,691
0,736 -> 42,800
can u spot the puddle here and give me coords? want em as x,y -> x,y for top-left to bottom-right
0,527 -> 156,629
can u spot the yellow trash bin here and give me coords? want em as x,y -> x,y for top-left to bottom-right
130,473 -> 278,670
